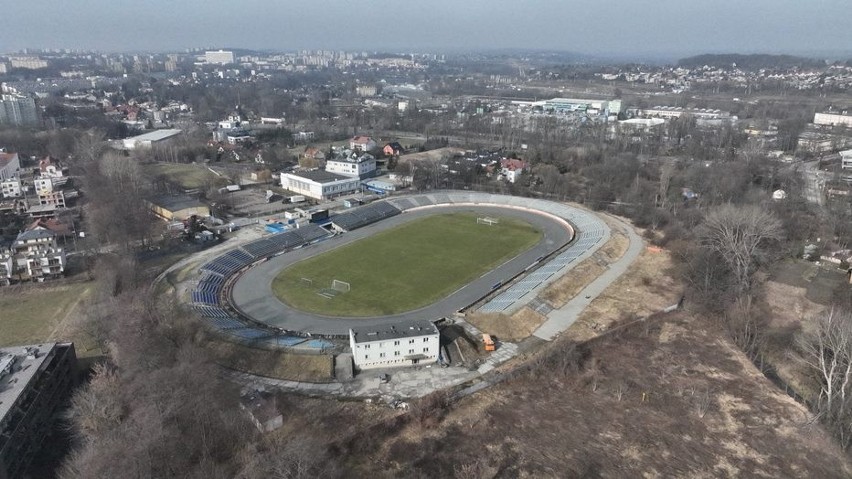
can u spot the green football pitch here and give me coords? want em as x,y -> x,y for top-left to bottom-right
272,213 -> 542,317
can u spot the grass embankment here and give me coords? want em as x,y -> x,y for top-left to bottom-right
0,281 -> 101,357
274,213 -> 541,316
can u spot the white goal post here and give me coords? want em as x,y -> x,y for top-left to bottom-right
332,279 -> 351,293
477,217 -> 500,226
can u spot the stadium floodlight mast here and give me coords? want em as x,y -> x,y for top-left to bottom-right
332,279 -> 351,293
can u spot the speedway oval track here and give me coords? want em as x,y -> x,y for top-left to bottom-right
228,192 -> 608,336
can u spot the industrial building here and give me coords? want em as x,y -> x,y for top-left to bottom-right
814,111 -> 852,128
280,169 -> 361,200
349,320 -> 440,370
0,342 -> 78,479
119,129 -> 183,150
146,195 -> 210,221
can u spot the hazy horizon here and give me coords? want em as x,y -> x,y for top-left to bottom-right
3,0 -> 851,60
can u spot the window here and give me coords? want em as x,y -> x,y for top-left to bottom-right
409,339 -> 415,344
364,344 -> 370,349
423,337 -> 429,342
364,354 -> 369,359
423,347 -> 429,353
394,351 -> 400,356
379,353 -> 386,358
409,349 -> 415,354
394,340 -> 400,346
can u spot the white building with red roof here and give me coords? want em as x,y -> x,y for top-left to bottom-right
500,158 -> 528,183
349,136 -> 377,152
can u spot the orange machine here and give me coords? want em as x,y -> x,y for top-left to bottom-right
482,334 -> 496,352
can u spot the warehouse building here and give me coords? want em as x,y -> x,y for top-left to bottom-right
146,195 -> 210,221
120,129 -> 183,150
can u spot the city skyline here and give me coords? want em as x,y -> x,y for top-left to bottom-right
3,0 -> 852,60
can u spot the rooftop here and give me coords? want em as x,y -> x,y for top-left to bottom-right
124,129 -> 183,143
286,169 -> 352,183
14,228 -> 55,243
146,195 -> 207,212
0,152 -> 19,169
350,319 -> 438,344
0,343 -> 56,422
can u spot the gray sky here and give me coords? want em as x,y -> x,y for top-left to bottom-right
3,0 -> 850,58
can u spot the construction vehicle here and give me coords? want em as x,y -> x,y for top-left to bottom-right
482,334 -> 496,352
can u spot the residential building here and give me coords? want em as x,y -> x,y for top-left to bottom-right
38,156 -> 64,178
0,95 -> 39,126
280,170 -> 360,200
8,56 -> 48,69
0,343 -> 77,479
0,177 -> 22,198
326,152 -> 377,180
146,195 -> 210,221
500,158 -> 528,183
37,190 -> 66,209
383,142 -> 404,156
356,85 -> 378,97
119,129 -> 183,150
0,152 -> 21,181
292,131 -> 315,143
33,177 -> 53,196
205,50 -> 235,65
349,320 -> 440,370
349,136 -> 377,152
841,150 -> 852,170
5,229 -> 66,280
814,111 -> 852,128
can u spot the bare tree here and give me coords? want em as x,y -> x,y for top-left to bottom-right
699,204 -> 784,294
798,309 -> 852,449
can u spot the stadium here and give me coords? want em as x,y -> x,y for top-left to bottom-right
183,191 -> 610,354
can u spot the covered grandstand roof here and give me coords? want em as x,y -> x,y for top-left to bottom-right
330,201 -> 401,232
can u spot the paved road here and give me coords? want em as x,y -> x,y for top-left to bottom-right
230,205 -> 572,335
533,215 -> 644,340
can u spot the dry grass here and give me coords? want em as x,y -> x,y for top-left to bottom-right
209,340 -> 334,382
397,147 -> 465,164
567,247 -> 681,342
539,225 -> 630,308
0,280 -> 101,357
761,280 -> 829,402
353,312 -> 852,477
465,306 -> 547,342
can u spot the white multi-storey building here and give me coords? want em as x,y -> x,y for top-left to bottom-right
33,177 -> 53,196
349,320 -> 440,370
326,153 -> 377,180
815,112 -> 852,128
205,50 -> 235,65
280,170 -> 360,200
1,229 -> 66,282
0,177 -> 22,198
841,150 -> 852,170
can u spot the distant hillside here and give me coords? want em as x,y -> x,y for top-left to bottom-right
678,53 -> 826,70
